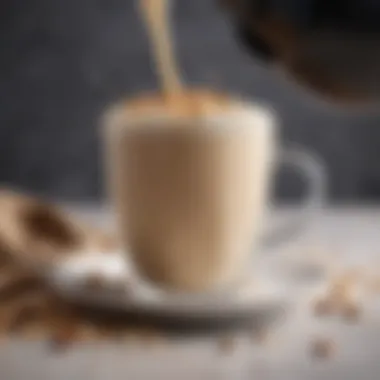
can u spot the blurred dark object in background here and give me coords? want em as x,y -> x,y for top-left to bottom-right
220,0 -> 380,103
1,0 -> 380,201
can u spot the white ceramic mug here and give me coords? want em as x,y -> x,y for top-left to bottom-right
104,98 -> 327,293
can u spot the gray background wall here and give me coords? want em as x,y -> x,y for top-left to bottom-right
1,0 -> 380,201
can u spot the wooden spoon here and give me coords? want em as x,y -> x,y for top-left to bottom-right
0,190 -> 119,273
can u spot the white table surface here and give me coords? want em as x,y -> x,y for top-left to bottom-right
1,207 -> 380,380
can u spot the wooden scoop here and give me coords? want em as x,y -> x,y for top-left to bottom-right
0,190 -> 119,273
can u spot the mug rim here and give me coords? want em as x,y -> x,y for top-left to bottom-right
103,98 -> 278,134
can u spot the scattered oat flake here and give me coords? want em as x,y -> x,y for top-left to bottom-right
99,234 -> 119,252
312,296 -> 334,317
369,276 -> 380,294
7,302 -> 43,332
137,329 -> 163,347
329,281 -> 351,299
76,323 -> 101,341
310,338 -> 336,360
218,335 -> 237,355
341,301 -> 361,323
49,323 -> 79,352
250,327 -> 269,345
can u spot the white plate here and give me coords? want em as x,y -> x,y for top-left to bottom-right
46,250 -> 290,322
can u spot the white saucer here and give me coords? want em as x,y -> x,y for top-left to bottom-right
46,250 -> 290,322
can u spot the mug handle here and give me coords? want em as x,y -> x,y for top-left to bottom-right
262,146 -> 327,250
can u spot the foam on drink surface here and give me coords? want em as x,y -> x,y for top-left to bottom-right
123,89 -> 231,120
